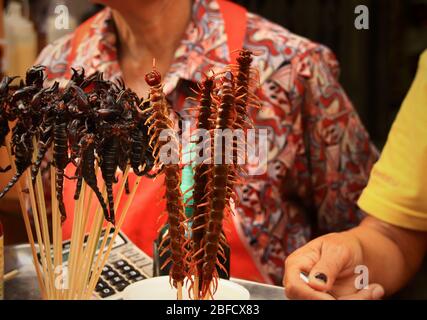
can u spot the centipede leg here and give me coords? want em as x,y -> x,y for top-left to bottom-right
56,168 -> 67,223
105,181 -> 115,224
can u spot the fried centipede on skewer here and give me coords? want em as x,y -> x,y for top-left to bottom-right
198,71 -> 237,298
144,64 -> 188,291
188,53 -> 259,298
230,49 -> 260,129
186,74 -> 218,298
226,49 -> 261,207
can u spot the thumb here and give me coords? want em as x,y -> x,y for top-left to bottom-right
307,244 -> 351,292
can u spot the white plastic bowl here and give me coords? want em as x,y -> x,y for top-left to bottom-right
123,276 -> 250,300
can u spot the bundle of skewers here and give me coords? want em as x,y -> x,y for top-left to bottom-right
0,64 -> 162,299
0,49 -> 259,300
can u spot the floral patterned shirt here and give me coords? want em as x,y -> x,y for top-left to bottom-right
36,0 -> 378,285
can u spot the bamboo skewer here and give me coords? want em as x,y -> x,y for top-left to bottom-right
84,167 -> 130,297
177,281 -> 183,300
74,184 -> 91,298
74,181 -> 104,297
26,164 -> 51,296
50,165 -> 62,298
6,137 -> 138,299
76,196 -> 105,297
194,276 -> 199,300
50,165 -> 58,299
5,142 -> 47,299
34,171 -> 56,297
85,173 -> 141,298
31,140 -> 56,297
67,180 -> 87,299
75,186 -> 92,298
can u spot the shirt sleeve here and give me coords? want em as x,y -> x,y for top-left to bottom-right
358,50 -> 427,231
31,35 -> 72,216
292,45 -> 379,233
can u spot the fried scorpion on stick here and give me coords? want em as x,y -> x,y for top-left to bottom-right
0,67 -> 161,224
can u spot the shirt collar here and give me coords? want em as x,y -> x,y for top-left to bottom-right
88,0 -> 230,95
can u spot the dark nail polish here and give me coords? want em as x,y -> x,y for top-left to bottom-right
314,273 -> 328,283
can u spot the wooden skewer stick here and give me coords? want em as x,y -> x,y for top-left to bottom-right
50,165 -> 58,299
85,167 -> 131,298
203,282 -> 213,300
71,181 -> 93,297
50,165 -> 63,299
31,140 -> 55,298
71,181 -> 91,299
34,170 -> 56,298
75,172 -> 106,297
76,200 -> 105,297
65,181 -> 79,299
177,281 -> 183,300
4,142 -> 47,299
67,180 -> 87,299
194,276 -> 200,300
26,169 -> 51,296
86,173 -> 141,298
3,269 -> 19,282
25,141 -> 52,297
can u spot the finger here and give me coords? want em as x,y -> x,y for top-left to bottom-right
283,254 -> 336,300
338,284 -> 385,300
308,243 -> 351,292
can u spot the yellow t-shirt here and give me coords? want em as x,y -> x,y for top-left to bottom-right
358,50 -> 427,231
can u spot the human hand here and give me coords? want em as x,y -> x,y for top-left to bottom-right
282,232 -> 385,300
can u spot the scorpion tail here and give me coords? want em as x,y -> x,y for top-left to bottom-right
73,176 -> 83,200
86,179 -> 109,225
0,165 -> 11,173
58,202 -> 67,224
56,169 -> 67,223
0,172 -> 22,199
106,182 -> 115,225
124,177 -> 130,194
31,140 -> 52,186
31,156 -> 44,186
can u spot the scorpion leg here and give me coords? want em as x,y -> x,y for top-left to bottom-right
55,168 -> 67,223
0,172 -> 23,199
124,178 -> 130,194
64,173 -> 79,180
0,165 -> 11,173
105,181 -> 115,225
31,136 -> 53,185
73,167 -> 83,200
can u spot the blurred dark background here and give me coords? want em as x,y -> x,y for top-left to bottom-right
234,0 -> 427,148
